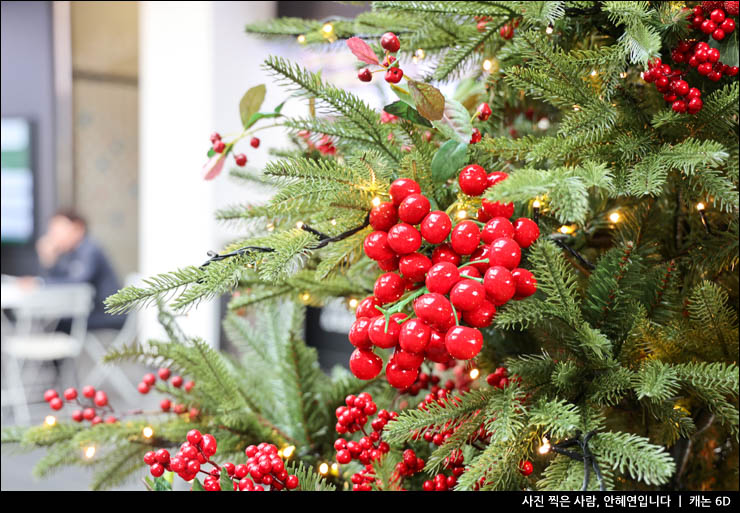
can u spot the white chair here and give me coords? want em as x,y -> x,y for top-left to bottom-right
1,283 -> 94,425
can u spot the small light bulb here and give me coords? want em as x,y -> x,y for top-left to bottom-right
573,105 -> 581,112
456,210 -> 468,220
545,24 -> 554,35
469,368 -> 480,380
620,71 -> 628,78
319,462 -> 329,475
609,212 -> 620,223
538,437 -> 551,455
300,292 -> 311,303
297,34 -> 306,44
348,298 -> 359,309
296,221 -> 304,229
330,219 -> 337,226
331,462 -> 339,475
322,23 -> 334,34
142,426 -> 154,439
590,69 -> 598,77
84,446 -> 96,459
283,445 -> 295,458
266,222 -> 275,232
559,225 -> 575,235
44,415 -> 56,427
482,59 -> 493,72
532,199 -> 541,209
696,202 -> 705,211
415,48 -> 425,59
371,196 -> 382,207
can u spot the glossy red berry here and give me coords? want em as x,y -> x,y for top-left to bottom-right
445,326 -> 483,360
701,19 -> 717,33
286,475 -> 299,490
711,8 -> 726,23
349,317 -> 373,349
94,390 -> 108,407
513,218 -> 540,248
160,399 -> 171,412
425,329 -> 452,363
137,382 -> 150,394
398,194 -> 431,225
158,368 -> 171,381
370,202 -> 398,231
450,220 -> 481,255
364,231 -> 395,261
49,397 -> 63,410
484,266 -> 516,306
337,449 -> 352,464
462,299 -> 496,328
378,255 -> 399,272
431,244 -> 461,266
234,153 -> 247,166
512,268 -> 537,299
374,273 -> 405,304
489,237 -> 521,269
349,348 -> 383,380
672,100 -> 687,113
184,380 -> 195,392
477,103 -> 492,121
519,460 -> 534,476
387,223 -> 422,254
688,97 -> 703,114
386,362 -> 419,389
470,128 -> 482,144
500,23 -> 514,39
150,463 -> 165,477
482,217 -> 515,244
44,389 -> 58,402
399,318 -> 431,353
72,410 -> 84,422
414,293 -> 454,328
82,385 -> 96,398
213,140 -> 225,153
143,373 -> 156,386
380,32 -> 401,52
450,279 -> 486,311
201,434 -> 218,457
712,28 -> 726,39
458,165 -> 488,196
368,313 -> 406,349
171,375 -> 183,388
187,429 -> 203,445
425,262 -> 460,294
82,408 -> 95,421
385,68 -> 404,83
389,178 -> 421,206
356,296 -> 382,318
209,132 -> 221,143
399,253 -> 432,282
250,137 -> 260,148
393,348 -> 424,370
721,18 -> 735,33
421,211 -> 452,244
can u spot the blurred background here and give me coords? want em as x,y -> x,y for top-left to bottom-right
0,0 -> 407,490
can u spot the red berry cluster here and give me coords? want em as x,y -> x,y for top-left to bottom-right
44,386 -> 117,425
357,32 -> 404,85
296,129 -> 337,156
137,368 -> 198,416
334,394 -> 393,466
422,472 -> 458,491
675,39 -> 738,80
209,132 -> 260,168
485,366 -> 512,389
395,448 -> 425,479
689,2 -> 738,41
351,173 -> 538,388
145,430 -> 218,484
242,443 -> 300,491
643,59 -> 705,114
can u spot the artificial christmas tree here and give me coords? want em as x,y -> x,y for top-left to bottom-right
2,1 -> 738,492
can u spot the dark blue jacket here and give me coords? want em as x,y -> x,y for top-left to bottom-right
42,236 -> 125,330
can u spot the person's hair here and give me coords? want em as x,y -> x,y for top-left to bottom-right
54,208 -> 87,230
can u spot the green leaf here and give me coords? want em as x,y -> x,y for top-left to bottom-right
408,80 -> 445,121
153,475 -> 172,491
432,97 -> 473,143
239,84 -> 266,129
245,100 -> 287,128
220,471 -> 234,491
390,83 -> 415,105
191,478 -> 205,491
207,148 -> 215,158
710,28 -> 738,67
383,101 -> 433,127
431,140 -> 468,181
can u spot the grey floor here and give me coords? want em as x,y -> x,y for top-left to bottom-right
1,349 -> 157,491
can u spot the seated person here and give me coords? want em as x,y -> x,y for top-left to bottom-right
21,209 -> 125,331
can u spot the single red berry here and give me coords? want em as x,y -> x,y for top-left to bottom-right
688,97 -> 703,114
414,293 -> 454,328
488,237 -> 522,269
388,223 -> 422,255
512,268 -> 537,299
484,266 -> 516,306
398,193 -> 431,225
201,434 -> 218,457
83,408 -> 96,421
701,19 -> 718,33
213,140 -> 226,153
458,165 -> 488,196
250,137 -> 260,148
171,375 -> 183,388
380,32 -> 401,52
445,326 -> 483,360
711,8 -> 727,22
364,231 -> 395,261
431,244 -> 461,266
393,348 -> 424,370
49,397 -> 63,410
374,272 -> 405,304
370,202 -> 398,231
337,449 -> 352,464
399,318 -> 431,353
234,153 -> 247,166
143,451 -> 157,465
450,220 -> 481,255
158,368 -> 171,381
349,317 -> 374,349
386,362 -> 419,389
142,373 -> 156,386
187,429 -> 203,445
449,279 -> 486,311
82,385 -> 96,398
726,65 -> 739,76
137,382 -> 150,394
513,218 -> 540,248
64,388 -> 78,401
425,262 -> 460,295
356,296 -> 382,318
286,475 -> 299,490
349,348 -> 383,380
44,389 -> 58,402
368,313 -> 406,349
94,390 -> 108,407
721,18 -> 736,32
482,217 -> 515,244
500,23 -> 514,39
672,100 -> 687,113
477,103 -> 492,121
379,254 -> 399,272
150,463 -> 165,477
385,68 -> 404,83
209,132 -> 221,143
462,299 -> 496,328
712,28 -> 726,39
421,211 -> 452,244
389,178 -> 421,206
358,68 -> 373,82
72,410 -> 84,422
470,128 -> 482,144
184,381 -> 195,392
399,253 -> 432,283
519,460 -> 534,476
160,399 -> 172,412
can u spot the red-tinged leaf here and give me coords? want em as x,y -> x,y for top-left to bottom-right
408,80 -> 445,121
347,37 -> 380,65
203,153 -> 226,180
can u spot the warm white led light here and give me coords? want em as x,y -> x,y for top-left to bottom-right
142,426 -> 154,439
